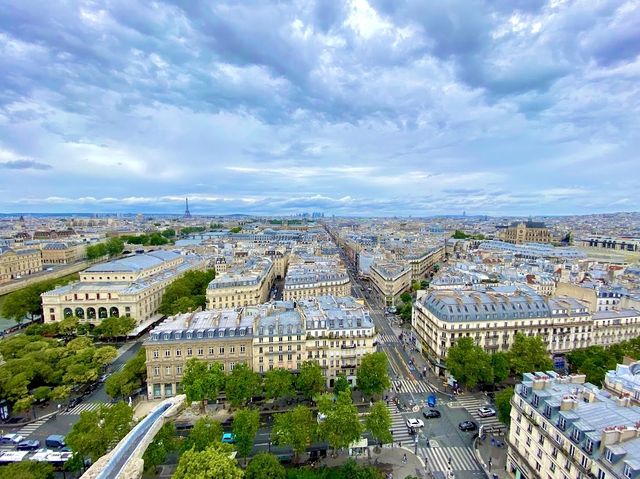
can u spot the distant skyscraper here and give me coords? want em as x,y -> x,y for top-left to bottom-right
184,198 -> 191,218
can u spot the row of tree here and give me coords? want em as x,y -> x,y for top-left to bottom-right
0,273 -> 79,321
120,232 -> 172,246
446,333 -> 553,389
451,230 -> 486,240
24,315 -> 136,339
157,269 -> 216,316
105,347 -> 147,399
566,336 -> 640,385
181,352 -> 390,411
0,334 -> 117,411
86,237 -> 125,260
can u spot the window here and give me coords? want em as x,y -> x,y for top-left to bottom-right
165,366 -> 172,375
153,351 -> 159,358
230,346 -> 235,354
153,366 -> 160,376
209,347 -> 214,355
623,464 -> 632,479
187,348 -> 192,356
240,345 -> 245,353
597,469 -> 606,479
580,454 -> 589,468
176,349 -> 181,357
606,449 -> 613,462
197,348 -> 203,356
557,416 -> 566,430
164,350 -> 170,357
219,347 -> 225,354
176,366 -> 182,375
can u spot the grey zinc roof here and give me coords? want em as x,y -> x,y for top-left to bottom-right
86,251 -> 180,273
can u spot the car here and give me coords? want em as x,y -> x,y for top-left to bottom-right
16,439 -> 40,451
0,433 -> 24,445
459,421 -> 477,432
66,397 -> 82,410
45,435 -> 66,448
406,418 -> 424,429
423,409 -> 441,419
98,373 -> 110,383
477,407 -> 496,418
221,433 -> 235,444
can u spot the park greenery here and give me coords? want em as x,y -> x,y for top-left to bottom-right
446,334 -> 552,389
451,230 -> 486,240
567,337 -> 640,385
356,352 -> 391,397
317,391 -> 363,454
271,405 -> 316,461
120,232 -> 171,246
182,417 -> 224,453
180,226 -> 208,236
229,226 -> 243,233
0,334 -> 117,409
286,460 -> 382,479
86,237 -> 125,260
157,269 -> 216,316
495,387 -> 514,425
365,401 -> 393,447
105,347 -> 147,399
225,363 -> 262,408
181,358 -> 225,412
0,273 -> 79,321
66,401 -> 134,462
174,445 -> 243,479
24,315 -> 135,339
264,367 -> 294,400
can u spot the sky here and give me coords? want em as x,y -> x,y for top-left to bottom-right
0,0 -> 638,217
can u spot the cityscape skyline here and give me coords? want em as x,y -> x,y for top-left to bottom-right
1,0 -> 639,216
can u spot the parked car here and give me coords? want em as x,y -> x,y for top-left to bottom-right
16,439 -> 40,451
221,433 -> 235,444
45,435 -> 66,448
0,433 -> 24,445
423,409 -> 441,419
406,418 -> 424,429
477,407 -> 496,418
458,421 -> 477,432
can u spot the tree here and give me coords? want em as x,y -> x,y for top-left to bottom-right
158,269 -> 215,316
182,359 -> 225,412
318,391 -> 363,454
143,422 -> 177,473
0,461 -> 55,479
174,446 -> 243,479
508,333 -> 553,376
296,361 -> 325,399
86,243 -> 108,260
271,405 -> 315,462
233,408 -> 260,464
105,237 -> 125,257
105,348 -> 146,400
229,226 -> 242,233
365,401 -> 392,447
357,352 -> 390,397
33,386 -> 51,403
333,374 -> 350,395
245,452 -> 285,479
161,228 -> 176,238
226,363 -> 261,408
182,417 -> 224,453
495,387 -> 514,425
65,402 -> 134,462
13,396 -> 34,413
490,352 -> 510,384
264,368 -> 294,400
400,292 -> 412,304
446,337 -> 493,389
93,316 -> 136,338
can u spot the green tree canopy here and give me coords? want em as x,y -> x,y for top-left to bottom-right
400,292 -> 412,303
173,446 -> 243,479
356,352 -> 390,397
271,405 -> 315,461
508,333 -> 553,376
93,316 -> 136,338
226,363 -> 262,408
182,359 -> 225,412
0,274 -> 79,321
182,417 -> 224,453
105,237 -> 125,257
66,402 -> 134,462
105,347 -> 146,399
158,269 -> 215,315
490,351 -> 511,384
0,461 -> 55,479
86,243 -> 108,260
143,422 -> 177,473
296,361 -> 325,399
365,401 -> 392,446
232,408 -> 260,463
333,374 -> 350,395
446,337 -> 493,389
245,452 -> 286,479
495,387 -> 514,425
264,368 -> 294,400
317,391 -> 363,453
161,228 -> 176,238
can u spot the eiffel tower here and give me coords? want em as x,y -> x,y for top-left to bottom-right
184,198 -> 191,218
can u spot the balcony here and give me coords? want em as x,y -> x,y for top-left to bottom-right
341,364 -> 356,369
341,344 -> 357,349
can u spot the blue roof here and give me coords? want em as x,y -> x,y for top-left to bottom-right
85,251 -> 180,273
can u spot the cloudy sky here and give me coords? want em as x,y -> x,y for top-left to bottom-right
0,0 -> 638,216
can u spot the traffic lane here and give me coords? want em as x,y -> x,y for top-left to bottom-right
427,401 -> 480,449
90,340 -> 144,404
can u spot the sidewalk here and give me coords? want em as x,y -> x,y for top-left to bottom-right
475,434 -> 509,479
318,446 -> 426,478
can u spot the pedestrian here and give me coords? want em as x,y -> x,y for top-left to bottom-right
448,456 -> 452,465
402,453 -> 407,464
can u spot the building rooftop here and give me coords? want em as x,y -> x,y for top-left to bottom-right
85,250 -> 181,273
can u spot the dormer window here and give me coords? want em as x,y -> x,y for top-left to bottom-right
197,331 -> 203,339
557,416 -> 566,431
186,332 -> 192,339
606,449 -> 613,463
218,330 -> 224,337
532,394 -> 539,407
624,464 -> 632,479
163,333 -> 170,340
571,427 -> 581,442
543,404 -> 552,418
584,439 -> 593,454
174,332 -> 181,340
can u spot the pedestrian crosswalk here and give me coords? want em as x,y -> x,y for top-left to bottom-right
16,417 -> 49,437
451,396 -> 504,429
387,404 -> 417,445
418,446 -> 481,473
379,333 -> 400,344
60,401 -> 112,416
392,379 -> 436,394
